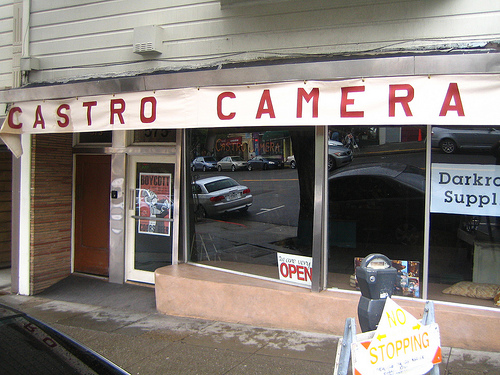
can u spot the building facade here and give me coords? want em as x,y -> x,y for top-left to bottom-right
1,0 -> 499,350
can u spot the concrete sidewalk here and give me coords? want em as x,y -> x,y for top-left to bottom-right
1,272 -> 499,375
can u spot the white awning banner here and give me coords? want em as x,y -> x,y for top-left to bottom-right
2,74 -> 500,156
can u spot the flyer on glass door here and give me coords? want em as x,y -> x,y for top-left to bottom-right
138,172 -> 172,236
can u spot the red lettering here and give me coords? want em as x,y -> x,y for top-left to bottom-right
439,83 -> 465,116
288,264 -> 296,276
110,99 -> 125,124
297,87 -> 319,118
340,86 -> 365,118
256,89 -> 276,119
140,96 -> 157,123
297,266 -> 305,281
33,105 -> 45,129
304,267 -> 312,281
280,263 -> 288,277
82,101 -> 97,126
56,104 -> 70,127
217,92 -> 236,120
7,107 -> 22,129
389,84 -> 414,117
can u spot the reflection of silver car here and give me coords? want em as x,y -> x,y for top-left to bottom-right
328,142 -> 353,171
217,156 -> 248,171
431,126 -> 500,154
285,142 -> 352,171
192,176 -> 253,217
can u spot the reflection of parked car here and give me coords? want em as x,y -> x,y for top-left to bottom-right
217,156 -> 248,171
247,156 -> 283,170
328,163 -> 425,245
431,126 -> 500,154
285,155 -> 296,169
284,142 -> 352,171
191,156 -> 218,171
192,176 -> 253,217
328,142 -> 353,171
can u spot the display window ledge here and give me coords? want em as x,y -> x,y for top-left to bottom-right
155,263 -> 500,352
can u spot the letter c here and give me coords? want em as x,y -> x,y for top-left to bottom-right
7,107 -> 23,129
217,92 -> 236,120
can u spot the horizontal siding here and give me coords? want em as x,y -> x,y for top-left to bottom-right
0,1 -> 12,89
18,0 -> 500,83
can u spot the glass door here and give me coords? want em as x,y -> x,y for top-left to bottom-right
126,155 -> 176,283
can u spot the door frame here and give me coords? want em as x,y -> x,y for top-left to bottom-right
125,154 -> 179,283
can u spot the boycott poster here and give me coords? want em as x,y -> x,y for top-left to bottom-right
138,173 -> 172,236
431,163 -> 500,216
352,298 -> 441,375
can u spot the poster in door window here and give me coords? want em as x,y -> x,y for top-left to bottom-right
138,173 -> 172,236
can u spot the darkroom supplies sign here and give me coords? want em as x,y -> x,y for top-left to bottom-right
431,163 -> 500,216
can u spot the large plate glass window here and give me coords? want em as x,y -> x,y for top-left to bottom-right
187,127 -> 314,284
429,126 -> 500,307
327,125 -> 426,299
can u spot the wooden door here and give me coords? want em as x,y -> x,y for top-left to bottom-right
74,155 -> 111,276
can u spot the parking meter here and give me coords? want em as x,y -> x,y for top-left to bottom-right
356,253 -> 397,332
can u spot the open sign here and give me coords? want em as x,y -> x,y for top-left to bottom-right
277,253 -> 313,286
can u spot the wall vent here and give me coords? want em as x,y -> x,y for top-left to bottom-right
133,26 -> 163,54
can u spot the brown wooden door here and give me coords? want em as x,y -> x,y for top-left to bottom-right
74,155 -> 111,276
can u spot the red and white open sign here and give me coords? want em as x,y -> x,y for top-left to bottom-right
352,298 -> 441,375
277,253 -> 313,286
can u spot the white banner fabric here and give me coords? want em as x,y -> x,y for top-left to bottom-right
2,74 -> 500,156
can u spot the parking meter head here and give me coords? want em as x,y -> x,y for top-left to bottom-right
356,253 -> 397,299
356,253 -> 397,332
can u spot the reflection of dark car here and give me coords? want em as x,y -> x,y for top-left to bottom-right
192,176 -> 253,218
191,156 -> 218,171
431,126 -> 500,154
247,156 -> 283,170
217,156 -> 248,171
0,303 -> 129,374
328,163 -> 425,245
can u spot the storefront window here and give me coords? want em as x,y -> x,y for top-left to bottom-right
429,126 -> 500,307
327,125 -> 426,298
187,127 -> 314,282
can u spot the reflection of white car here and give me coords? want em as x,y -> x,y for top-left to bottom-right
285,155 -> 296,169
192,176 -> 252,218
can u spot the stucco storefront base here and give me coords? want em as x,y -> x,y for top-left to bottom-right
155,264 -> 500,352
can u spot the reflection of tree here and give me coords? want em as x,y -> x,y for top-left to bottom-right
289,128 -> 315,255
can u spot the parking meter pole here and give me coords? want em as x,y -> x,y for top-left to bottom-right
422,301 -> 440,375
356,254 -> 397,333
333,318 -> 357,375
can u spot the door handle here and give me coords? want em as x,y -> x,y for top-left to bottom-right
129,189 -> 135,210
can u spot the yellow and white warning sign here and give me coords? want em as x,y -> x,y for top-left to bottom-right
352,298 -> 441,375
